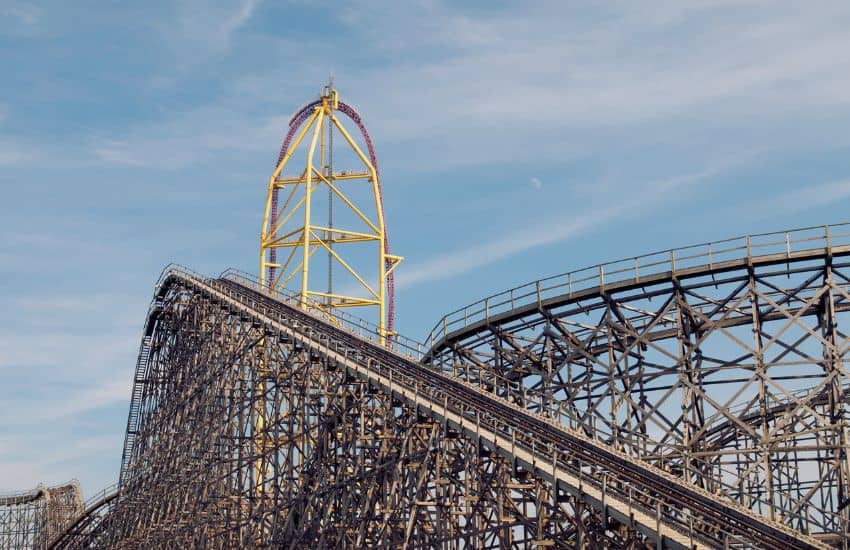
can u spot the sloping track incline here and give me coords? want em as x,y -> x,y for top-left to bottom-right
54,266 -> 827,548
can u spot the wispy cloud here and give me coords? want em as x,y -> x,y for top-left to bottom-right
221,0 -> 257,40
0,137 -> 42,165
396,170 -> 711,289
91,139 -> 150,167
754,179 -> 850,215
91,2 -> 850,175
0,374 -> 132,426
396,203 -> 625,289
0,289 -> 144,427
90,110 -> 287,169
0,1 -> 42,27
160,0 -> 259,65
176,1 -> 849,178
337,2 -> 850,144
39,378 -> 131,423
0,434 -> 120,494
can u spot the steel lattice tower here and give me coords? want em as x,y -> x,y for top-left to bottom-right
259,85 -> 402,345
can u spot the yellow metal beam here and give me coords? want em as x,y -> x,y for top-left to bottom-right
311,225 -> 380,241
267,180 -> 321,240
309,229 -> 378,299
310,167 -> 380,234
300,109 -> 325,307
385,253 -> 404,277
274,171 -> 370,186
305,290 -> 380,306
268,236 -> 379,248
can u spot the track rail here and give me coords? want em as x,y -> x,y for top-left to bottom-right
0,488 -> 47,507
133,268 -> 826,549
424,223 -> 850,360
48,485 -> 118,549
0,482 -> 83,550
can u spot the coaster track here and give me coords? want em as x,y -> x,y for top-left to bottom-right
52,265 -> 829,548
0,482 -> 83,550
423,223 -> 850,544
45,223 -> 850,548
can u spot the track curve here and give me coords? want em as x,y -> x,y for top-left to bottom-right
48,486 -> 118,550
423,223 -> 850,542
0,482 -> 83,550
424,224 -> 850,357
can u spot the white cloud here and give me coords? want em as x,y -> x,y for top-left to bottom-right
90,110 -> 288,169
0,288 -> 144,429
0,434 -> 120,495
395,203 -> 624,289
333,2 -> 850,146
530,177 -> 543,190
396,170 -> 711,289
175,1 -> 847,178
0,288 -> 145,495
38,377 -> 132,422
97,3 -> 850,175
162,0 -> 258,64
221,0 -> 257,39
0,137 -> 36,165
0,2 -> 42,27
91,139 -> 149,167
0,377 -> 130,429
755,179 -> 850,215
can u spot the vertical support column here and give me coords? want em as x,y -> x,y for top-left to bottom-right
749,266 -> 775,521
603,303 -> 620,449
821,261 -> 850,542
300,108 -> 325,308
676,282 -> 699,486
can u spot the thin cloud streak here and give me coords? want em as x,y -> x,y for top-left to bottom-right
0,434 -> 120,494
396,170 -> 711,289
755,179 -> 850,216
0,2 -> 42,28
395,203 -> 627,289
0,367 -> 133,425
0,137 -> 38,165
172,0 -> 258,52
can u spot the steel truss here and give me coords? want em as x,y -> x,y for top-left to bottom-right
425,225 -> 850,545
260,85 -> 402,343
53,266 -> 826,548
0,482 -> 83,549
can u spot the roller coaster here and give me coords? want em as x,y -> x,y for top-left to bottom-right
28,223 -> 850,548
0,482 -> 82,549
3,88 -> 850,548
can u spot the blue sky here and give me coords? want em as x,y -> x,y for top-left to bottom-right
1,0 -> 850,497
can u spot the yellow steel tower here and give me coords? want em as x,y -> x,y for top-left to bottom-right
259,86 -> 402,345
